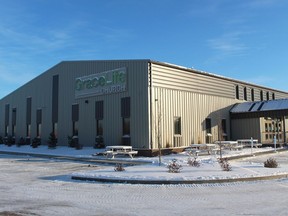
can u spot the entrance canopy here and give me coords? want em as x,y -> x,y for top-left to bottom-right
230,98 -> 288,119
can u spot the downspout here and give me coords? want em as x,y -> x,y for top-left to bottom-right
149,61 -> 153,149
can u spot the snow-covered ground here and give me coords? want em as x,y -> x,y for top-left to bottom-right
1,145 -> 288,183
0,145 -> 288,215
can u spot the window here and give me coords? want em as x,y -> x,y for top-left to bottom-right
271,122 -> 275,132
72,121 -> 79,136
121,97 -> 130,118
95,101 -> 104,120
205,118 -> 211,134
266,92 -> 269,100
5,104 -> 9,136
174,117 -> 181,135
251,89 -> 254,101
235,85 -> 239,99
95,101 -> 104,137
53,123 -> 58,137
123,118 -> 130,136
121,97 -> 131,136
265,123 -> 268,132
26,124 -> 31,137
12,108 -> 16,137
278,123 -> 282,132
26,98 -> 32,137
272,93 -> 275,100
260,90 -> 264,101
243,87 -> 247,101
221,119 -> 227,141
221,119 -> 227,134
37,124 -> 42,137
36,109 -> 42,137
5,125 -> 9,137
52,75 -> 59,124
96,120 -> 103,136
269,123 -> 272,132
72,104 -> 79,136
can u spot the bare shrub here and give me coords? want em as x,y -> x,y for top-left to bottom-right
187,157 -> 200,167
218,158 -> 232,171
264,158 -> 278,168
114,163 -> 125,172
167,159 -> 183,173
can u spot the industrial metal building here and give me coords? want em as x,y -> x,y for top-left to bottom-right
0,59 -> 288,154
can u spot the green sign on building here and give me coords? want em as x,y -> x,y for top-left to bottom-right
75,67 -> 127,98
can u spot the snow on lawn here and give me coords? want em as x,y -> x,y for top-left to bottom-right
0,144 -> 99,158
1,144 -> 288,182
72,154 -> 288,182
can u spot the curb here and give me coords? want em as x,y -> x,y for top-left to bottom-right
0,150 -> 151,165
71,173 -> 288,184
224,148 -> 288,160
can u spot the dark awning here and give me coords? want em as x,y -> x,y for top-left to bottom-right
230,98 -> 288,119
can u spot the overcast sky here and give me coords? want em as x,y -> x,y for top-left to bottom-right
1,0 -> 288,99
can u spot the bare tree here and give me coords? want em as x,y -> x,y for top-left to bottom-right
217,116 -> 224,159
155,99 -> 162,166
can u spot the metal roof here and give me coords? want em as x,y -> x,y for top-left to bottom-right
230,98 -> 288,113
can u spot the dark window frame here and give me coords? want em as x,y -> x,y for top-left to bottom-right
174,117 -> 181,135
122,117 -> 130,136
235,85 -> 239,99
243,87 -> 247,101
221,119 -> 227,134
205,118 -> 212,134
96,119 -> 103,136
260,90 -> 264,101
251,89 -> 254,101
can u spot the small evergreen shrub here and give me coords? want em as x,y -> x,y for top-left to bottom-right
114,163 -> 125,172
48,132 -> 57,149
67,136 -> 74,148
68,136 -> 82,149
94,136 -> 105,148
6,136 -> 15,146
31,137 -> 41,148
167,159 -> 183,173
218,158 -> 232,171
264,158 -> 278,168
17,137 -> 26,147
25,137 -> 31,145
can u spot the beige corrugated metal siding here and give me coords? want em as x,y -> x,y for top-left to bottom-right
150,63 -> 237,148
152,64 -> 236,98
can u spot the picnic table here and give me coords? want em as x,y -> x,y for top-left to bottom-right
215,141 -> 243,150
103,146 -> 138,159
189,143 -> 219,155
237,139 -> 262,148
